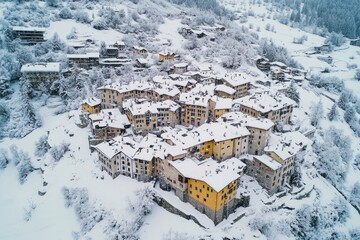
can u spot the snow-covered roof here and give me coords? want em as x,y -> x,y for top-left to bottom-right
21,63 -> 60,73
215,84 -> 236,95
159,49 -> 175,56
253,154 -> 282,171
161,127 -> 199,150
89,108 -> 130,129
136,58 -> 148,64
133,46 -> 147,51
179,93 -> 210,108
97,81 -> 153,94
123,100 -> 180,116
234,91 -> 295,113
95,136 -> 138,159
270,61 -> 287,68
217,112 -> 274,130
134,134 -> 186,161
192,122 -> 250,143
210,96 -> 232,110
82,97 -> 101,107
67,52 -> 99,59
220,72 -> 251,87
12,26 -> 46,32
265,131 -> 313,160
170,157 -> 246,192
173,63 -> 188,68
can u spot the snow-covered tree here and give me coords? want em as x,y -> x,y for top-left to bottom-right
286,81 -> 300,104
355,69 -> 360,81
325,32 -> 346,47
99,41 -> 107,57
0,149 -> 9,169
50,33 -> 65,51
349,182 -> 360,210
328,104 -> 339,121
35,134 -> 51,157
344,106 -> 355,124
10,146 -> 34,184
338,91 -> 349,110
50,143 -> 70,161
59,7 -> 72,19
290,161 -> 302,187
310,101 -> 324,127
66,27 -> 77,40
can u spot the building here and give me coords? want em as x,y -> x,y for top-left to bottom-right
133,46 -> 148,55
124,99 -> 180,134
67,53 -> 99,69
234,91 -> 295,124
246,131 -> 312,194
20,62 -> 61,85
95,136 -> 139,179
12,26 -> 46,45
135,58 -> 148,68
314,44 -> 331,54
89,108 -> 131,139
159,50 -> 176,61
168,63 -> 188,74
255,56 -> 270,72
219,73 -> 251,99
102,47 -> 119,58
168,157 -> 246,224
214,84 -> 236,99
81,97 -> 101,114
112,41 -> 125,51
217,112 -> 274,155
191,122 -> 250,160
99,58 -> 131,67
209,96 -> 232,121
179,93 -> 210,127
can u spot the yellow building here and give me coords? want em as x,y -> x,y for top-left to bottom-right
220,72 -> 250,99
81,97 -> 101,114
159,50 -> 176,61
169,157 -> 246,224
214,84 -> 236,99
209,96 -> 232,121
191,122 -> 250,160
179,94 -> 210,127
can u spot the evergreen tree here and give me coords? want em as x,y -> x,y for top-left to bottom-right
328,104 -> 339,121
99,41 -> 107,57
286,81 -> 300,104
344,106 -> 356,124
355,69 -> 360,81
310,101 -> 324,127
337,92 -> 349,110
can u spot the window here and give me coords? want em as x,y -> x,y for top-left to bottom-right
195,186 -> 198,190
190,184 -> 192,188
196,195 -> 199,198
204,198 -> 207,202
206,194 -> 209,197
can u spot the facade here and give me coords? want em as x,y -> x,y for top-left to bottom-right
12,26 -> 46,45
179,93 -> 210,127
234,91 -> 295,124
209,96 -> 232,121
124,99 -> 180,134
89,108 -> 131,139
67,53 -> 99,69
159,50 -> 176,61
220,73 -> 250,99
133,46 -> 148,55
214,84 -> 236,99
81,97 -> 101,114
169,157 -> 246,224
20,62 -> 61,85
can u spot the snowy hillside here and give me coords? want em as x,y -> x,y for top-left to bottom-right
1,0 -> 360,239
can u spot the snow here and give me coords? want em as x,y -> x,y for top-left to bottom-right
170,157 -> 246,192
253,154 -> 282,171
12,26 -> 46,32
89,108 -> 130,130
20,63 -> 61,73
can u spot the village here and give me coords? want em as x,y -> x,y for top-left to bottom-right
15,23 -> 316,225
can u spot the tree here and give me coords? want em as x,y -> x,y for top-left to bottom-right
99,41 -> 107,57
286,81 -> 300,104
35,134 -> 51,157
59,7 -> 72,19
337,92 -> 349,110
50,143 -> 70,161
290,161 -> 302,187
349,182 -> 360,209
310,101 -> 324,127
0,149 -> 9,169
355,69 -> 360,81
325,32 -> 346,47
327,104 -> 339,121
344,106 -> 355,124
46,0 -> 60,7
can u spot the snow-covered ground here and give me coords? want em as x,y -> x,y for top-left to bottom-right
1,0 -> 360,239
